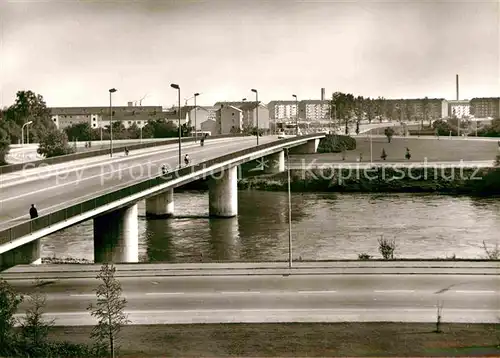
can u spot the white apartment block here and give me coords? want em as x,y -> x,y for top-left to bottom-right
268,101 -> 298,120
448,100 -> 470,119
302,100 -> 331,121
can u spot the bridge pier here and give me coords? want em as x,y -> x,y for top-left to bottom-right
208,166 -> 238,217
0,239 -> 41,269
145,189 -> 174,218
263,150 -> 285,174
288,138 -> 320,154
93,203 -> 139,263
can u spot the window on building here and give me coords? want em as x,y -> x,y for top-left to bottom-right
53,118 -> 56,122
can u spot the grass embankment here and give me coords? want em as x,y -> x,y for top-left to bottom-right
48,323 -> 500,357
312,135 -> 499,162
238,167 -> 500,195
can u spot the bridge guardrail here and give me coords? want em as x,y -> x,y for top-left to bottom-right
0,134 -> 246,175
0,134 -> 323,246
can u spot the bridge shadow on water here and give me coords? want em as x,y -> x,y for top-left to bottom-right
143,215 -> 241,263
138,215 -> 210,220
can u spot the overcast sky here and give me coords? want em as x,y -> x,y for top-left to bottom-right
0,0 -> 498,108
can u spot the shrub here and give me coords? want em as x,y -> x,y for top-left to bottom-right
482,240 -> 500,260
317,134 -> 356,153
378,236 -> 396,259
358,253 -> 371,260
37,128 -> 75,158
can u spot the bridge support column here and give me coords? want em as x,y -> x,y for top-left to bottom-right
93,203 -> 139,263
0,239 -> 41,269
289,138 -> 320,154
208,166 -> 238,218
263,150 -> 285,174
145,189 -> 174,218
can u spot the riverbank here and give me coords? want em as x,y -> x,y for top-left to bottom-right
47,323 -> 500,357
236,167 -> 500,195
178,166 -> 500,194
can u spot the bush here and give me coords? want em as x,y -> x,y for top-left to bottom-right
358,253 -> 371,260
482,240 -> 500,260
378,236 -> 396,259
37,129 -> 75,158
317,134 -> 356,153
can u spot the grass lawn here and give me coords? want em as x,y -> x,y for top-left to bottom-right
47,322 -> 500,357
302,136 -> 499,163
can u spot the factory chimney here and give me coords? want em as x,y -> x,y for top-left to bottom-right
321,88 -> 325,101
456,74 -> 459,101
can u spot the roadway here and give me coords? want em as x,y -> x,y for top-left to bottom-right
1,263 -> 498,325
0,136 -> 277,231
6,138 -> 169,164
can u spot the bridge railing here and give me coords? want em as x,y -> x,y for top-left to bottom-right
0,134 -> 246,175
0,133 -> 323,246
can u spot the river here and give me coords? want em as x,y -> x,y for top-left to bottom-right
41,191 -> 500,262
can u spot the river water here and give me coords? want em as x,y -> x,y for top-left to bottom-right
42,191 -> 500,262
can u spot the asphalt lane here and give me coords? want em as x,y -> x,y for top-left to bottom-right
5,274 -> 499,325
0,136 -> 277,228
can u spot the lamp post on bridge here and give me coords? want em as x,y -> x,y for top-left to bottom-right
108,88 -> 117,157
170,83 -> 182,167
251,88 -> 259,145
194,92 -> 200,142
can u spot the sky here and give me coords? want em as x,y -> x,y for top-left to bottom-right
0,0 -> 499,108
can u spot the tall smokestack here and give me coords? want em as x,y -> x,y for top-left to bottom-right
456,74 -> 459,100
321,88 -> 325,101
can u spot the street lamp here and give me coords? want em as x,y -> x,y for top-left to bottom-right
108,88 -> 117,157
292,94 -> 298,135
170,83 -> 182,167
21,121 -> 33,146
194,92 -> 200,142
286,147 -> 293,268
251,89 -> 259,145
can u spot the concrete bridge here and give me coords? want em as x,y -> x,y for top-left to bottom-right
0,134 -> 324,269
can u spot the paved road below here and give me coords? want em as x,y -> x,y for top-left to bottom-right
3,269 -> 498,325
0,136 -> 277,230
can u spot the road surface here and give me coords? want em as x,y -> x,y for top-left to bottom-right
6,138 -> 171,164
2,263 -> 498,325
0,136 -> 277,230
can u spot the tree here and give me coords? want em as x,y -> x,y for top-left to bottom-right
332,92 -> 355,135
64,122 -> 92,142
2,90 -> 55,144
384,127 -> 394,143
0,279 -> 23,350
88,263 -> 130,358
0,125 -> 10,165
37,128 -> 75,158
19,280 -> 54,350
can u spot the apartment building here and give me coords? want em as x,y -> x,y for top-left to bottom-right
299,100 -> 331,121
470,97 -> 500,118
215,104 -> 243,134
268,100 -> 331,121
384,98 -> 448,121
188,106 -> 218,130
447,100 -> 470,118
214,101 -> 270,129
267,101 -> 298,120
50,104 -> 163,130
